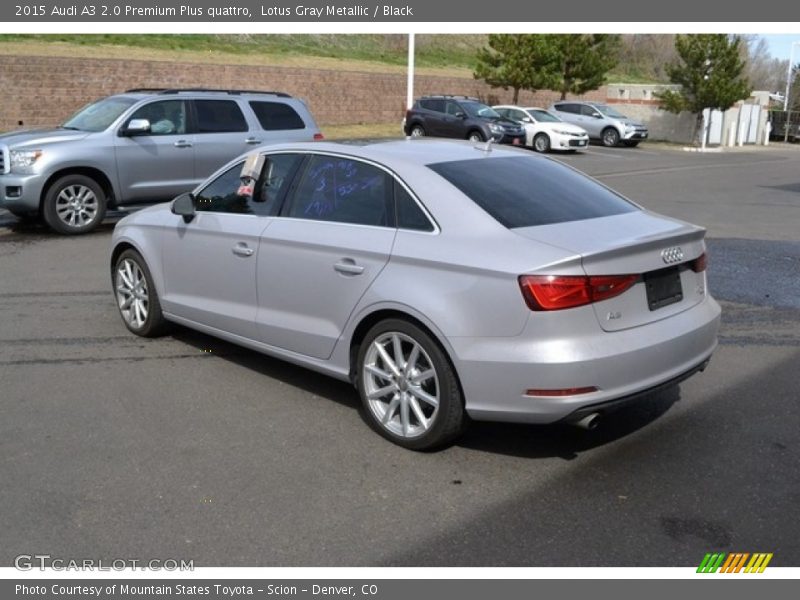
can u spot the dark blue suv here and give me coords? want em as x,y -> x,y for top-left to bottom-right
403,96 -> 525,145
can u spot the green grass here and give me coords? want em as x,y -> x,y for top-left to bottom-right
0,34 -> 665,84
0,34 -> 486,70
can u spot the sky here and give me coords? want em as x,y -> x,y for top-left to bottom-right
759,34 -> 800,63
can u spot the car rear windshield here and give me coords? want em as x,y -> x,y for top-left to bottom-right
428,156 -> 636,228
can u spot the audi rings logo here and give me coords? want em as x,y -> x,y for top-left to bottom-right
661,246 -> 684,264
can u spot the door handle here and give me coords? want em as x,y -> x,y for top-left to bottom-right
334,260 -> 364,275
174,140 -> 192,148
232,243 -> 254,257
245,137 -> 262,145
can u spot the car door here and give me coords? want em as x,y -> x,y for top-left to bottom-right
442,100 -> 466,138
114,99 -> 195,202
191,99 -> 258,180
256,153 -> 397,359
552,103 -> 580,127
420,99 -> 446,136
579,104 -> 604,137
160,160 -> 271,339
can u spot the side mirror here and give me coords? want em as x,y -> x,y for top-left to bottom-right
171,192 -> 196,223
592,112 -> 603,119
455,112 -> 466,119
122,118 -> 151,136
522,117 -> 533,123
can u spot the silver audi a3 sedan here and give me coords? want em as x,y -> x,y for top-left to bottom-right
110,139 -> 721,450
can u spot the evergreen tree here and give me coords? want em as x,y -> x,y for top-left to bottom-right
473,34 -> 555,104
547,35 -> 621,100
657,35 -> 752,143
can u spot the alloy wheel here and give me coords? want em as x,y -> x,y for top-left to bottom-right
362,332 -> 440,439
55,184 -> 99,229
115,258 -> 149,330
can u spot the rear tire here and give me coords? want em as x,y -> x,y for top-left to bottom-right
113,249 -> 170,338
533,133 -> 551,153
601,127 -> 620,147
409,124 -> 426,137
43,174 -> 107,235
356,318 -> 465,450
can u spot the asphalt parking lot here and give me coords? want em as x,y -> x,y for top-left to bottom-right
1,142 -> 798,567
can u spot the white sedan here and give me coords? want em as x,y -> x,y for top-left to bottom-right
494,105 -> 590,153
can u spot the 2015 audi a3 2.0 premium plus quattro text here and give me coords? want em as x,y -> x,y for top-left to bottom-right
110,139 -> 721,450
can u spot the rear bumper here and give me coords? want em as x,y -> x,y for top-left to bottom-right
558,357 -> 710,424
451,295 -> 721,424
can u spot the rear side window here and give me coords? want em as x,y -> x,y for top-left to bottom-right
580,105 -> 599,117
395,181 -> 434,232
420,99 -> 445,113
286,156 -> 391,227
250,101 -> 306,131
194,100 -> 248,133
428,156 -> 636,228
555,104 -> 579,114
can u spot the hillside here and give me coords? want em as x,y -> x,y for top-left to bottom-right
0,34 -> 663,83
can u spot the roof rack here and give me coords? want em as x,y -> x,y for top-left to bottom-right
125,88 -> 292,97
423,94 -> 477,100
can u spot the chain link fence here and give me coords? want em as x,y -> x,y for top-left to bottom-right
768,110 -> 800,142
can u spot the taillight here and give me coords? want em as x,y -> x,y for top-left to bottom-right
313,132 -> 325,141
690,252 -> 707,273
519,274 -> 638,311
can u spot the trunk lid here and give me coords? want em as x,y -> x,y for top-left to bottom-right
514,211 -> 708,331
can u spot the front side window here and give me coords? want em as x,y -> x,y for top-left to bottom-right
194,100 -> 248,133
286,156 -> 391,227
194,162 -> 251,214
581,105 -> 601,117
127,100 -> 187,135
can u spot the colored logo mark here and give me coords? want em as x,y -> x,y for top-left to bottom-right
697,552 -> 773,573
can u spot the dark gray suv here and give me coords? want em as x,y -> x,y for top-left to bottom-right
403,96 -> 525,145
0,88 -> 322,234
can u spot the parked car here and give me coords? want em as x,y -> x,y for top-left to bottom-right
403,96 -> 525,145
550,101 -> 648,147
493,105 -> 589,152
0,88 -> 322,234
110,139 -> 720,450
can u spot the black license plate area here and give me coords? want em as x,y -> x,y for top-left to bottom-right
644,267 -> 683,311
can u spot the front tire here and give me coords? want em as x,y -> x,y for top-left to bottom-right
114,249 -> 169,337
533,133 -> 551,153
357,319 -> 465,450
467,130 -> 485,142
43,174 -> 107,235
601,127 -> 620,147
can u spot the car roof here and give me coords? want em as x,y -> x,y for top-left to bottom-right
252,139 -> 536,168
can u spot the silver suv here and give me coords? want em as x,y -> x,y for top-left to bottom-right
549,101 -> 648,147
0,88 -> 322,234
